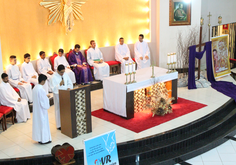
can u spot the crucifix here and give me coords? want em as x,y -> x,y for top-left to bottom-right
188,12 -> 212,80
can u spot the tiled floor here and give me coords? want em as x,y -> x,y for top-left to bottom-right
0,75 -> 235,165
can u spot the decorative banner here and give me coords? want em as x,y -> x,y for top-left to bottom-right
211,35 -> 231,78
84,130 -> 119,165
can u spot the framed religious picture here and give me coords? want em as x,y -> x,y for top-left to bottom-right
211,35 -> 231,78
169,0 -> 191,26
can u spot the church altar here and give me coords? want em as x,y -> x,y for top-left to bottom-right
103,67 -> 178,119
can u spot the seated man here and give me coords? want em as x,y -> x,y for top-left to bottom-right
0,73 -> 30,123
54,49 -> 76,84
50,65 -> 73,129
115,37 -> 134,74
68,44 -> 93,84
134,34 -> 150,70
32,74 -> 51,144
6,55 -> 33,103
37,51 -> 54,91
87,40 -> 109,80
21,53 -> 49,94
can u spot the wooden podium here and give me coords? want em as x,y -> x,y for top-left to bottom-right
59,85 -> 92,138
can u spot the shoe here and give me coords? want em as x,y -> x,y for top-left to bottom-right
38,141 -> 51,144
57,127 -> 61,130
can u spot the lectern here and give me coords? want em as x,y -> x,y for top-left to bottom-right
59,85 -> 92,138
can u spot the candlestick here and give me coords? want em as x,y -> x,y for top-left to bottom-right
132,72 -> 136,83
124,73 -> 129,85
129,62 -> 132,74
151,65 -> 155,78
129,73 -> 132,84
125,63 -> 129,74
167,53 -> 171,64
167,63 -> 170,73
132,62 -> 136,73
173,53 -> 177,72
170,53 -> 174,64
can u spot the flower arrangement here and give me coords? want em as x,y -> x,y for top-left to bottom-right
144,83 -> 174,117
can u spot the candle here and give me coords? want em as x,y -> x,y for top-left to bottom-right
125,63 -> 129,74
167,53 -> 171,64
132,62 -> 136,72
170,53 -> 174,64
129,62 -> 132,74
173,53 -> 177,63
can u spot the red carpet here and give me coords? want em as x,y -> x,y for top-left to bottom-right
92,98 -> 207,133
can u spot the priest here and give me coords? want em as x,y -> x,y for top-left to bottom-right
37,51 -> 54,91
115,37 -> 134,74
21,53 -> 49,94
0,73 -> 30,123
87,40 -> 110,80
68,44 -> 93,84
50,65 -> 73,129
32,74 -> 51,144
6,55 -> 33,103
54,49 -> 76,84
134,34 -> 151,69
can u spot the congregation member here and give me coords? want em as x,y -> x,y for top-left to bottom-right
32,74 -> 51,144
37,51 -> 54,91
134,34 -> 151,70
54,49 -> 76,84
115,37 -> 134,74
68,44 -> 93,84
6,55 -> 33,103
0,73 -> 30,123
21,53 -> 49,94
87,40 -> 109,80
50,65 -> 73,130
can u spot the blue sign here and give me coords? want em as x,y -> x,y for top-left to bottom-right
84,130 -> 119,165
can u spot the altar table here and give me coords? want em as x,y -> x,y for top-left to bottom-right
103,67 -> 178,119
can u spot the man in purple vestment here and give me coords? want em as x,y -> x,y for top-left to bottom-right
68,44 -> 93,84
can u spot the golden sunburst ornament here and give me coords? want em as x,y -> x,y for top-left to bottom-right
40,0 -> 86,33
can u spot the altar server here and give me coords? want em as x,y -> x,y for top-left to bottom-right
134,34 -> 151,70
68,44 -> 93,84
32,74 -> 51,144
0,73 -> 30,123
6,55 -> 33,103
87,40 -> 110,80
54,49 -> 76,84
21,53 -> 49,94
37,51 -> 54,89
50,65 -> 73,129
115,37 -> 134,74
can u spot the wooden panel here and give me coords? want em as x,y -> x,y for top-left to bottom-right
172,79 -> 178,104
59,90 -> 73,138
126,91 -> 134,119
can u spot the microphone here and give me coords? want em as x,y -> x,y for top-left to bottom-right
62,77 -> 64,85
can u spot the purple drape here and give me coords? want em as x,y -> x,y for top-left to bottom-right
188,41 -> 236,101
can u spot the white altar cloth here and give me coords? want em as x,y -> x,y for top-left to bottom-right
103,67 -> 178,117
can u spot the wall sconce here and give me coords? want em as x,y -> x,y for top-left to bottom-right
218,16 -> 222,25
200,17 -> 204,26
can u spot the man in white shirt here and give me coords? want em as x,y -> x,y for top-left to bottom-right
50,65 -> 73,129
6,55 -> 33,103
87,40 -> 110,80
115,37 -> 134,74
21,53 -> 49,94
0,73 -> 30,123
54,49 -> 76,84
134,34 -> 151,70
37,51 -> 54,92
32,74 -> 51,144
